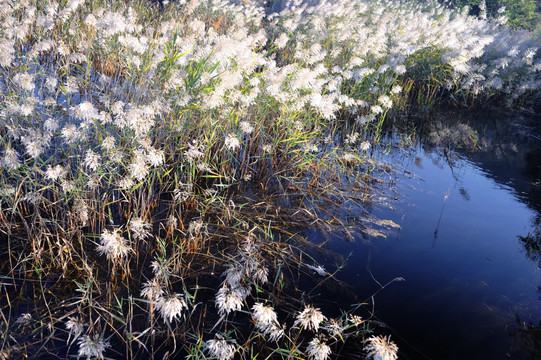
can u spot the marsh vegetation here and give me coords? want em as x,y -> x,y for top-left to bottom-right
0,0 -> 540,359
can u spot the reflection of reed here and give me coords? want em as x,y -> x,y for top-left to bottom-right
518,229 -> 541,269
511,315 -> 541,359
433,188 -> 450,245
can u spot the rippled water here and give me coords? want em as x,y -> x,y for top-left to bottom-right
307,112 -> 541,359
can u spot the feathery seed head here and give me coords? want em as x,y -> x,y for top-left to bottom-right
348,314 -> 364,326
294,306 -> 326,332
129,217 -> 152,241
252,303 -> 278,327
83,150 -> 101,171
2,148 -> 21,170
13,73 -> 34,91
360,141 -> 371,152
216,284 -> 245,315
252,302 -> 284,341
239,121 -> 254,135
97,229 -> 131,261
206,337 -> 236,360
156,294 -> 187,323
364,335 -> 399,360
225,133 -> 241,151
65,317 -> 85,337
306,338 -> 331,360
141,277 -> 165,301
77,334 -> 109,360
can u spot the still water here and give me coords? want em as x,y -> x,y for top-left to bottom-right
307,114 -> 541,359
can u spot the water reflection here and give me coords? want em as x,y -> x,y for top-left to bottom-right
519,230 -> 541,270
511,316 -> 541,360
308,110 -> 541,359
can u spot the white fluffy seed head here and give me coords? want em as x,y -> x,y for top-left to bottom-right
156,294 -> 187,323
293,306 -> 326,332
206,338 -> 236,360
97,229 -> 131,261
364,335 -> 399,360
77,334 -> 109,360
215,284 -> 245,315
306,338 -> 331,360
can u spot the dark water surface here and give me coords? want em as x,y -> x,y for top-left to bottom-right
308,113 -> 541,359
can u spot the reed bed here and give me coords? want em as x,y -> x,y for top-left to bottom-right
0,0 -> 539,358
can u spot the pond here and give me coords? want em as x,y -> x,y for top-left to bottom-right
306,111 -> 541,360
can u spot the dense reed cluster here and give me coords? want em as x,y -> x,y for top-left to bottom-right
0,0 -> 539,358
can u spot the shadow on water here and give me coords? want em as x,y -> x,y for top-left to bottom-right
304,109 -> 541,359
